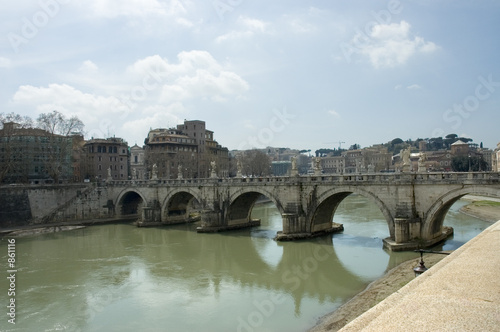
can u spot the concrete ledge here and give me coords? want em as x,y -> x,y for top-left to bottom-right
274,223 -> 344,241
196,219 -> 261,233
382,226 -> 454,251
340,220 -> 500,331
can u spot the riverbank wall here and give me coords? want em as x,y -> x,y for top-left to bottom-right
338,219 -> 500,331
0,184 -> 112,228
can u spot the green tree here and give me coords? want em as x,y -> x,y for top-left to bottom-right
451,155 -> 487,172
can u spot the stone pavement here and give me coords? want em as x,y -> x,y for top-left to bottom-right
339,220 -> 500,331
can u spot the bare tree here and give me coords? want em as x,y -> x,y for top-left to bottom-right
36,111 -> 84,183
0,112 -> 34,129
239,150 -> 271,176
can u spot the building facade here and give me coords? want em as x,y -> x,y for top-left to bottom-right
145,120 -> 229,179
130,144 -> 146,180
83,137 -> 129,181
0,122 -> 76,184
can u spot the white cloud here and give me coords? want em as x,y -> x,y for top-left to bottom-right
81,0 -> 187,19
12,83 -> 130,137
355,21 -> 438,68
0,57 -> 11,68
10,50 -> 248,143
79,60 -> 99,73
215,16 -> 271,43
287,18 -> 317,34
122,104 -> 185,144
328,109 -> 340,117
407,84 -> 421,90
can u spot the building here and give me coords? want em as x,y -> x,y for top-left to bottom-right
145,120 -> 229,179
494,143 -> 500,172
83,137 -> 129,181
271,161 -> 291,176
321,146 -> 392,174
130,144 -> 146,180
0,122 -> 76,184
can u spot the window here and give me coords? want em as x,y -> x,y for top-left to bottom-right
98,164 -> 102,170
134,156 -> 138,163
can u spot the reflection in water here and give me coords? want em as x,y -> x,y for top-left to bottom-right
0,196 -> 491,332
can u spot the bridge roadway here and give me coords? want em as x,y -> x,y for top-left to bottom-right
101,171 -> 500,251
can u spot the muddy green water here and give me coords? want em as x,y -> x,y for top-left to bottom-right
0,196 -> 491,332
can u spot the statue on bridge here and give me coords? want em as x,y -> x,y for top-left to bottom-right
177,164 -> 183,180
236,159 -> 243,178
107,167 -> 113,181
291,156 -> 298,176
313,157 -> 322,176
210,160 -> 217,178
418,153 -> 427,173
401,147 -> 411,172
151,163 -> 158,180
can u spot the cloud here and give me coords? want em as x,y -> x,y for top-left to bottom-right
78,60 -> 99,73
328,109 -> 340,117
215,16 -> 271,43
81,0 -> 187,19
355,21 -> 438,68
10,50 -> 248,143
0,57 -> 12,68
122,104 -> 185,143
407,84 -> 421,90
12,84 -> 129,129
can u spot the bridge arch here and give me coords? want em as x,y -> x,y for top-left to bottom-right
310,186 -> 394,237
161,188 -> 203,224
423,186 -> 500,239
228,188 -> 284,226
115,189 -> 148,216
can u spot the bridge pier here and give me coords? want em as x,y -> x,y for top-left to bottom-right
136,200 -> 162,227
196,209 -> 260,233
383,218 -> 454,251
274,213 -> 343,241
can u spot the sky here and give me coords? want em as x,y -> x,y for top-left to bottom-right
1,0 -> 499,152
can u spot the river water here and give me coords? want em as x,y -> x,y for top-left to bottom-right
0,195 -> 492,332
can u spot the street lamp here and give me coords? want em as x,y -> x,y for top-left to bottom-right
413,249 -> 450,277
413,250 -> 428,277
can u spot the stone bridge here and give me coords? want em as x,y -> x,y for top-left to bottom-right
103,172 -> 500,251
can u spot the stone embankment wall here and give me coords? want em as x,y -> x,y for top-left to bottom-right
0,184 -> 113,228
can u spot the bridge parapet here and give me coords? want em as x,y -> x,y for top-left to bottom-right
107,171 -> 500,187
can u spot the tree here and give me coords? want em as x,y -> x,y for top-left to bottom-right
0,112 -> 34,129
349,144 -> 360,150
315,148 -> 334,157
451,155 -> 488,172
239,150 -> 271,176
36,111 -> 84,183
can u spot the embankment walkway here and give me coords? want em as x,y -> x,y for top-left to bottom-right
339,220 -> 500,331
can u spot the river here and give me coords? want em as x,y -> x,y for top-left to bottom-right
0,195 -> 492,332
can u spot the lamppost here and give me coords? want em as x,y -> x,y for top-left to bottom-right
413,250 -> 428,277
413,249 -> 450,277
